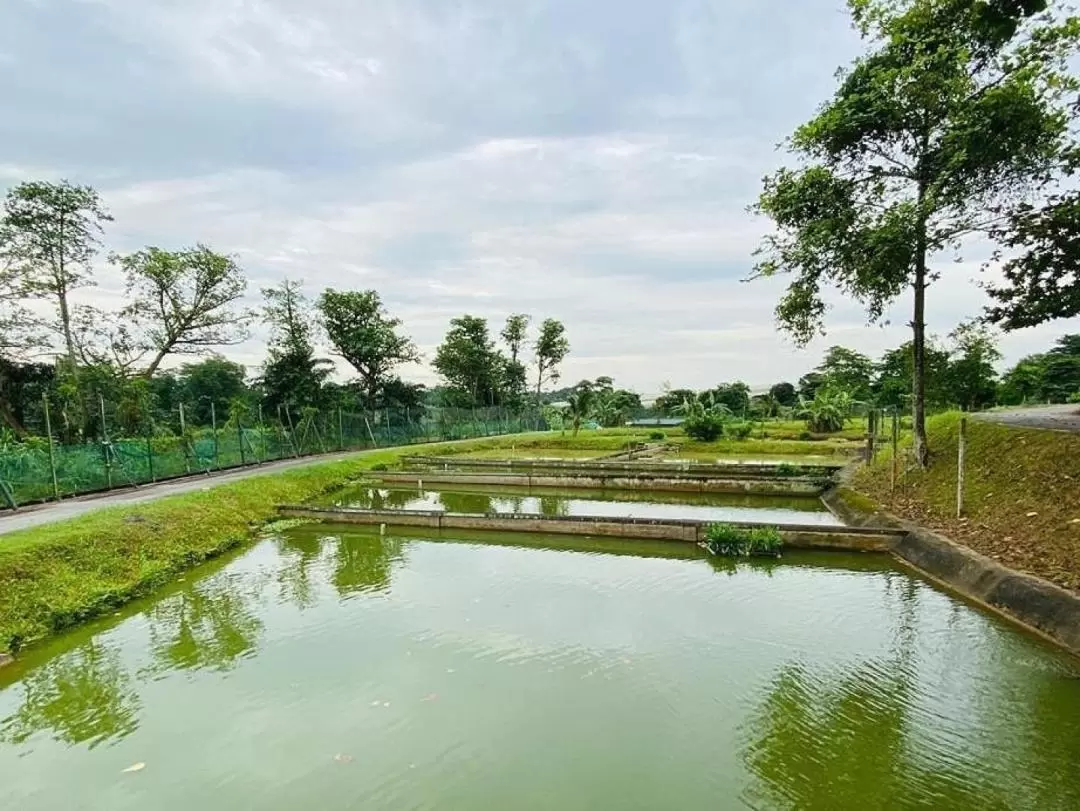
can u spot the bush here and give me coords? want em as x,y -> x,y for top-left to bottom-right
725,421 -> 753,440
798,430 -> 813,441
684,414 -> 726,442
775,462 -> 802,477
648,430 -> 667,441
369,462 -> 389,471
704,523 -> 783,557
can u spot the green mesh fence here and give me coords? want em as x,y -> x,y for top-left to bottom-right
0,406 -> 544,509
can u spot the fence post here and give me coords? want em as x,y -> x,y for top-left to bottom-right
283,407 -> 301,458
211,401 -> 219,469
99,394 -> 113,490
866,409 -> 877,462
238,411 -> 246,466
179,403 -> 191,473
146,435 -> 156,482
338,408 -> 344,451
956,416 -> 967,519
42,395 -> 60,501
258,404 -> 267,462
890,409 -> 899,493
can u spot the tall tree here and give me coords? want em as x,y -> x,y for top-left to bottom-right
259,280 -> 332,413
501,313 -> 531,406
815,346 -> 875,401
752,0 -> 1078,466
0,180 -> 112,367
318,289 -> 419,408
433,315 -> 506,407
705,381 -> 752,416
944,321 -> 1001,410
534,318 -> 570,395
117,245 -> 252,377
769,382 -> 798,408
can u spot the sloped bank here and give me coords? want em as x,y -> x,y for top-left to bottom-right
825,412 -> 1080,656
0,438 -> 504,661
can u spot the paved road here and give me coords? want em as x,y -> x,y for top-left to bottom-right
974,404 -> 1080,433
0,450 -> 370,536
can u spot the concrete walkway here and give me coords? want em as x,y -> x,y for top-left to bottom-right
974,404 -> 1080,433
0,451 -> 369,536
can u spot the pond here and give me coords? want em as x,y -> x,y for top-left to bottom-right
2,527 -> 1079,810
320,484 -> 844,526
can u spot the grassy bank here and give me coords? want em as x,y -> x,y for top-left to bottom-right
0,439 -> 508,655
853,412 -> 1080,593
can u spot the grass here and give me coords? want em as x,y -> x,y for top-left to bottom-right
853,411 -> 1080,593
0,437 -> 513,655
703,523 -> 784,557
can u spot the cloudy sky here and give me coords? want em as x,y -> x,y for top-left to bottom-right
3,0 -> 1077,396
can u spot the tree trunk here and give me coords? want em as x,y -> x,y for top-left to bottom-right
142,350 -> 167,379
911,243 -> 929,468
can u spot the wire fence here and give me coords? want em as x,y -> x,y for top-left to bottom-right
0,403 -> 547,510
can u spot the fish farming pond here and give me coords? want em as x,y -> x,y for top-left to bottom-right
3,463 -> 1080,809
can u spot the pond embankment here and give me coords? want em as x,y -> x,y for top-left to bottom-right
0,439 -> 507,657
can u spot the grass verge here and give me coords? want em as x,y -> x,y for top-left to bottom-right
0,438 -> 505,655
853,411 -> 1080,593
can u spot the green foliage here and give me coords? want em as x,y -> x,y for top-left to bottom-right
725,421 -> 753,440
177,356 -> 248,425
776,462 -> 803,477
648,430 -> 666,441
704,523 -> 783,558
1,180 -> 112,365
433,315 -> 507,408
116,245 -> 252,377
997,334 -> 1080,404
563,383 -> 596,437
753,0 -> 1079,464
317,289 -> 419,406
534,318 -> 570,394
815,346 -> 875,402
796,387 -> 855,433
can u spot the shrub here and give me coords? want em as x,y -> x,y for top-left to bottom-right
725,421 -> 753,440
369,462 -> 389,471
775,462 -> 802,477
648,430 -> 667,441
798,430 -> 813,441
684,414 -> 725,442
703,523 -> 783,557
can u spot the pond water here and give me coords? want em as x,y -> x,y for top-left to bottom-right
2,528 -> 1079,810
321,485 -> 843,526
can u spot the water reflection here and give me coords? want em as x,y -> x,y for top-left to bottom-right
144,577 -> 264,674
0,642 -> 140,749
332,533 -> 405,598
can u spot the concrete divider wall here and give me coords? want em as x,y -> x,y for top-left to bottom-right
277,506 -> 899,552
373,472 -> 826,496
401,455 -> 845,479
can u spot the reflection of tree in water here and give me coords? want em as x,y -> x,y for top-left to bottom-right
0,641 -> 140,749
145,577 -> 263,673
333,533 -> 405,598
740,577 -> 1047,810
438,491 -> 493,514
275,530 -> 324,610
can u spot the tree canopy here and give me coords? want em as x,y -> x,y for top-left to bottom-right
753,0 -> 1079,464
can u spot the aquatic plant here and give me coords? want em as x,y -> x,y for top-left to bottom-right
704,523 -> 783,558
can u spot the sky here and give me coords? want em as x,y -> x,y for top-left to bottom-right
2,0 -> 1078,398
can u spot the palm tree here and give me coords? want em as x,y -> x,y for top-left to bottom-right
795,387 -> 855,433
563,385 -> 596,437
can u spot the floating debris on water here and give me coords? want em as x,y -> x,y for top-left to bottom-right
122,763 -> 146,774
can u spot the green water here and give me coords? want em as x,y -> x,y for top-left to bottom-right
2,528 -> 1080,810
322,484 -> 843,526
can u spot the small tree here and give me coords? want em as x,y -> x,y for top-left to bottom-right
534,318 -> 570,395
118,245 -> 253,377
943,321 -> 1001,410
259,280 -> 332,412
796,387 -> 856,434
752,1 -> 1079,466
563,383 -> 596,437
318,289 -> 419,408
1,180 -> 112,367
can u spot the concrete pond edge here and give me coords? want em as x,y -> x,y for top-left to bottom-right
823,485 -> 1080,658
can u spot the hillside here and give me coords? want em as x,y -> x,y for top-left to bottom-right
853,412 -> 1080,593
